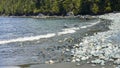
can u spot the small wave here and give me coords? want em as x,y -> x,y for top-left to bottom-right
0,33 -> 55,45
0,20 -> 100,45
58,30 -> 76,36
80,20 -> 100,28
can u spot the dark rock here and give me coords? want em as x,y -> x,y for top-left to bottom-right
63,24 -> 69,28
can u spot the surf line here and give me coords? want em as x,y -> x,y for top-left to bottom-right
0,20 -> 100,45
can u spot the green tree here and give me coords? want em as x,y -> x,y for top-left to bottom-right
80,0 -> 91,14
51,0 -> 60,14
104,0 -> 112,12
0,0 -> 120,15
91,3 -> 99,14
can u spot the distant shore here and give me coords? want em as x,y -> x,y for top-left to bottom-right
0,15 -> 97,18
1,12 -> 119,19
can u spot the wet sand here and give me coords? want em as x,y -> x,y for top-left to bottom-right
30,63 -> 116,68
0,62 -> 116,68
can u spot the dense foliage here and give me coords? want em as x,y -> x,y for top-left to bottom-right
0,0 -> 120,16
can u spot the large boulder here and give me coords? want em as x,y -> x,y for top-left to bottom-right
37,13 -> 44,16
66,12 -> 74,16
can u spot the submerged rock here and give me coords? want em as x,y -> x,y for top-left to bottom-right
63,24 -> 69,28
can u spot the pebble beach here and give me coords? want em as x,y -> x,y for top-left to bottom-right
71,13 -> 120,68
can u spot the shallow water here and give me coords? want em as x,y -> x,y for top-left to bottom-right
0,17 -> 94,40
0,17 -> 111,67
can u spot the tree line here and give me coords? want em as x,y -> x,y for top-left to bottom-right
0,0 -> 120,16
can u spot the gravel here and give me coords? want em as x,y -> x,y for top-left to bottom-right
71,13 -> 120,67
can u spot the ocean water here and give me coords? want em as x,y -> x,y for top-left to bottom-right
0,17 -> 99,44
0,17 -> 110,67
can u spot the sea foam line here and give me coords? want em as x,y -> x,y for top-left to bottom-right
0,33 -> 56,45
0,20 -> 100,45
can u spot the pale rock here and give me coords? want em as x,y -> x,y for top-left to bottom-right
65,48 -> 70,52
45,61 -> 49,64
84,40 -> 89,44
66,59 -> 71,62
114,53 -> 120,59
101,61 -> 105,66
109,59 -> 114,62
116,65 -> 120,68
71,59 -> 76,62
76,63 -> 81,66
96,46 -> 102,50
74,44 -> 79,47
91,59 -> 105,65
87,61 -> 90,64
58,40 -> 62,43
76,58 -> 80,62
101,38 -> 105,42
81,56 -> 89,60
114,59 -> 120,64
91,64 -> 96,67
45,60 -> 54,64
49,60 -> 54,64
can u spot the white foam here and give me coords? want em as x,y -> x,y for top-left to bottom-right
0,20 -> 101,45
0,33 -> 56,44
80,20 -> 100,29
62,27 -> 80,31
58,30 -> 76,36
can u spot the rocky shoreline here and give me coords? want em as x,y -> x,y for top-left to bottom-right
70,13 -> 120,68
0,15 -> 98,20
